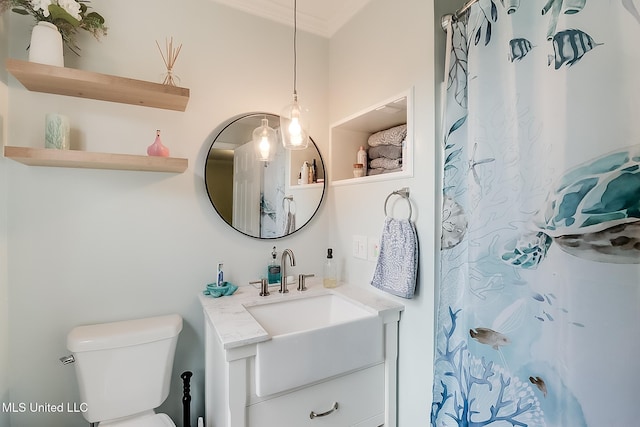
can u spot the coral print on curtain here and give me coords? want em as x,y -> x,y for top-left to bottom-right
432,0 -> 640,426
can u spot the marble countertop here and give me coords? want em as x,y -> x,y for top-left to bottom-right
199,278 -> 405,350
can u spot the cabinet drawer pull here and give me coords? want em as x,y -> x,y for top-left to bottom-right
309,401 -> 339,419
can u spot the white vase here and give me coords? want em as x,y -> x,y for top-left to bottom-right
29,22 -> 64,67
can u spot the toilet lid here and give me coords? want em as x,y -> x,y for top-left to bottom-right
99,413 -> 175,427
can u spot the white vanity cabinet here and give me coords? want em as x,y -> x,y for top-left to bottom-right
247,363 -> 385,426
201,283 -> 403,427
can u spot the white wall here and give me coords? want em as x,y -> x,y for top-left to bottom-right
5,1 -> 329,426
1,11 -> 10,427
328,0 -> 436,425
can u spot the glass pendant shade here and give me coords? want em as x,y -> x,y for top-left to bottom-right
253,118 -> 277,162
280,95 -> 310,150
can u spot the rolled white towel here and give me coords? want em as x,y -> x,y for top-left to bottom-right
368,144 -> 403,160
368,124 -> 407,147
370,157 -> 402,170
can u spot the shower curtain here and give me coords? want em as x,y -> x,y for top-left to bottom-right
432,1 -> 640,426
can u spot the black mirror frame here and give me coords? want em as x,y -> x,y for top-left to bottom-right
204,112 -> 326,240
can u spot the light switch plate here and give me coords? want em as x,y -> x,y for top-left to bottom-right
352,235 -> 368,259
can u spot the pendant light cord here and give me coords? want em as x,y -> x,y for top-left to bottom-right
293,0 -> 298,99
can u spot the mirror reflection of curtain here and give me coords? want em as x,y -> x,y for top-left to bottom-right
232,141 -> 261,236
260,143 -> 287,238
432,1 -> 640,426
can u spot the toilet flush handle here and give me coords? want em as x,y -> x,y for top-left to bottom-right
59,355 -> 75,365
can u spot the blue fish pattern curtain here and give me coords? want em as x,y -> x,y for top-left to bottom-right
432,1 -> 640,426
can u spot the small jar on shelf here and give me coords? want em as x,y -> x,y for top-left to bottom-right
353,163 -> 365,178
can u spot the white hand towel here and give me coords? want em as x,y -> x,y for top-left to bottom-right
371,217 -> 418,299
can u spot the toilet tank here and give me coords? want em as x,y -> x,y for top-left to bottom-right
67,314 -> 183,423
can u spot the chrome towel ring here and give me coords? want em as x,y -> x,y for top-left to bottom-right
384,187 -> 412,220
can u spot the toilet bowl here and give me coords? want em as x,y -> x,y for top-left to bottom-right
65,314 -> 183,426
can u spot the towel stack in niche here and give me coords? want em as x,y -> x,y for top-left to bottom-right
367,123 -> 406,175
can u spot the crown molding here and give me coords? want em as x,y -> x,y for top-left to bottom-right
210,0 -> 372,38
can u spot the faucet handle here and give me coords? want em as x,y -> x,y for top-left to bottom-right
297,274 -> 315,291
249,278 -> 270,296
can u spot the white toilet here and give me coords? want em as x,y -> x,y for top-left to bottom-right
65,314 -> 183,426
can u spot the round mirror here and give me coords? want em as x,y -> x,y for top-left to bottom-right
205,113 -> 326,239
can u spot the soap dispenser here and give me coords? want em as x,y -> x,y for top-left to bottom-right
323,248 -> 337,288
268,246 -> 281,284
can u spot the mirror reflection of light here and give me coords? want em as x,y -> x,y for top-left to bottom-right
253,117 -> 276,162
259,135 -> 271,160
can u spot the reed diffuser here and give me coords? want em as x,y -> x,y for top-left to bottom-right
156,37 -> 182,86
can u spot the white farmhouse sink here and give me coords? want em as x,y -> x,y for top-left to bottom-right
245,293 -> 384,397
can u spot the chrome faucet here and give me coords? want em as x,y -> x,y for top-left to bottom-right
279,249 -> 296,293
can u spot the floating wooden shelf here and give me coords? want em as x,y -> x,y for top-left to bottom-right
6,59 -> 190,111
4,146 -> 188,173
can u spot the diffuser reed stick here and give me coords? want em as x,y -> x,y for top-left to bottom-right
156,37 -> 182,86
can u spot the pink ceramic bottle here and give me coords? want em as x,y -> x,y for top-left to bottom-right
147,129 -> 170,157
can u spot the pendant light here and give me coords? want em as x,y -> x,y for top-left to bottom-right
280,0 -> 310,150
253,116 -> 277,162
